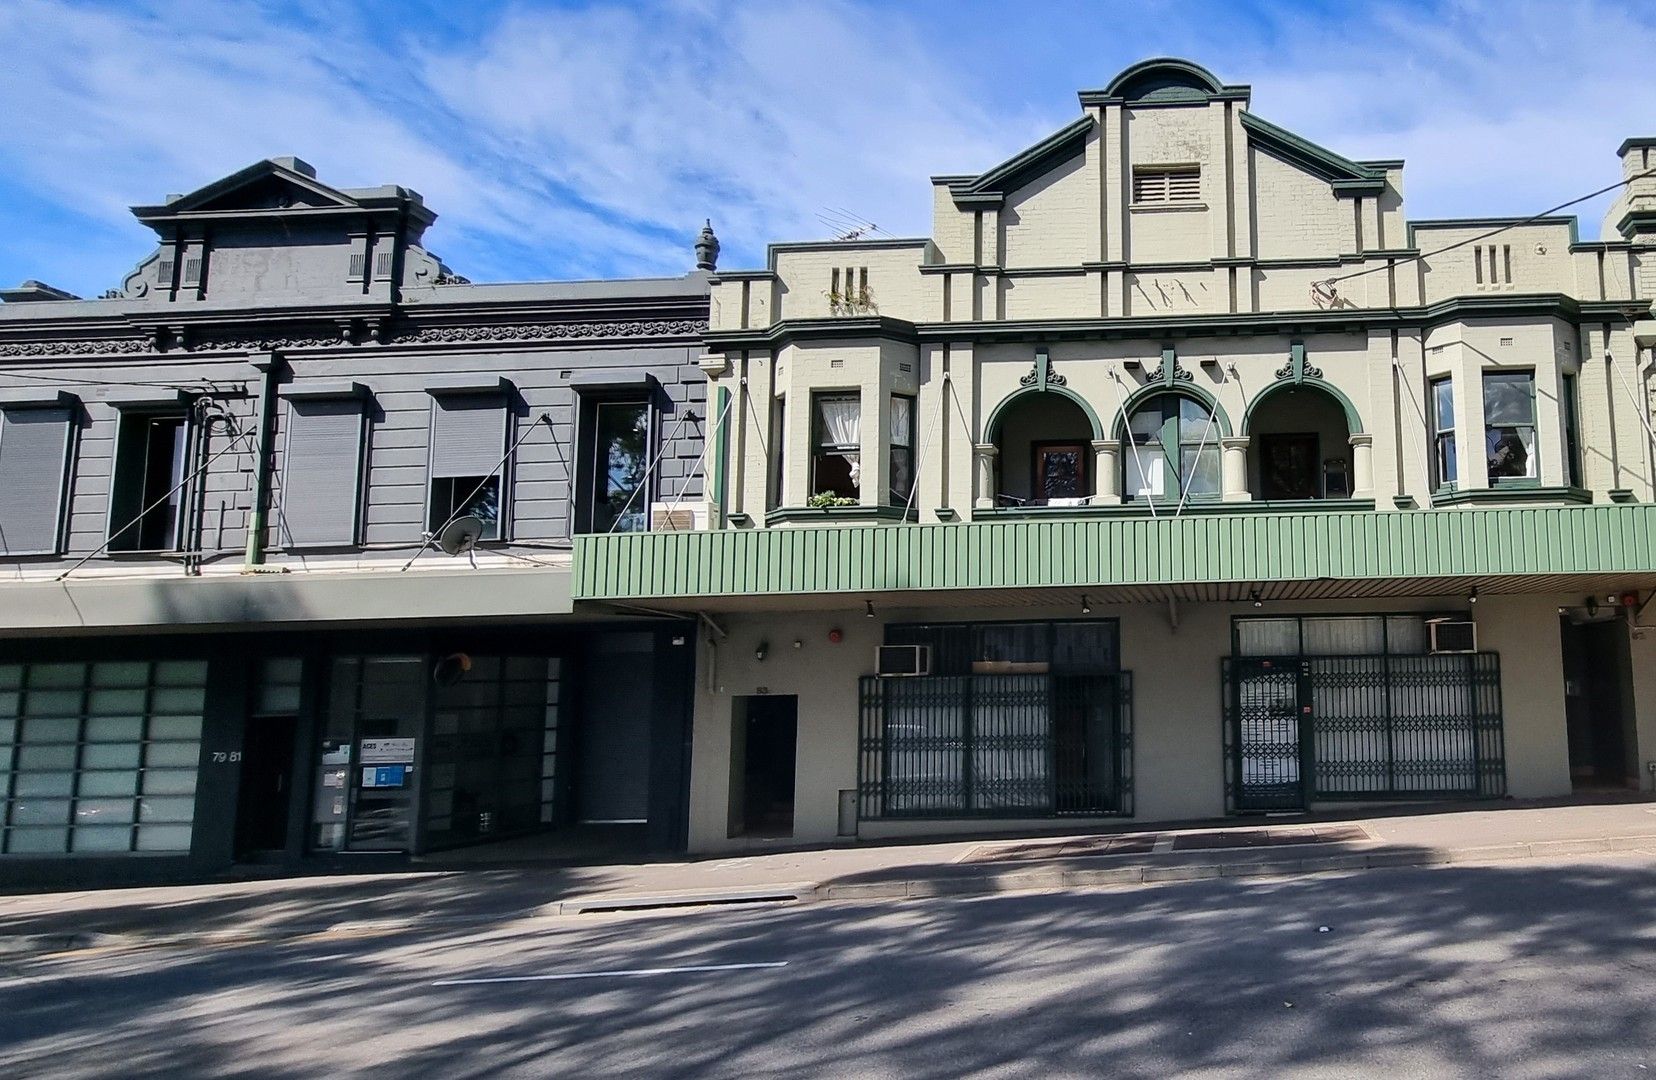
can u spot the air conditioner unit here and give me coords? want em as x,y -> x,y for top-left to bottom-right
1428,618 -> 1477,654
876,644 -> 932,677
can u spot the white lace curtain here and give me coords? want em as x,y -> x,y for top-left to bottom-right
817,396 -> 861,486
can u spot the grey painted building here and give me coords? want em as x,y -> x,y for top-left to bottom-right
0,157 -> 712,883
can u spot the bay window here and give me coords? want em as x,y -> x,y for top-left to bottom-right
811,392 -> 861,501
1430,377 -> 1456,489
889,394 -> 914,505
1483,371 -> 1536,482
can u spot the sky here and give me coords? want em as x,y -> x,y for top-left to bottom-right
1,0 -> 1653,297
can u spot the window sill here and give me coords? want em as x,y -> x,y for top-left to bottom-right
764,505 -> 918,526
1430,485 -> 1591,507
976,498 -> 1377,520
1129,201 -> 1207,213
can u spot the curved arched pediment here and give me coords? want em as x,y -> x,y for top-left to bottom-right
1103,57 -> 1225,102
985,385 -> 1104,443
1110,382 -> 1234,439
1241,378 -> 1364,436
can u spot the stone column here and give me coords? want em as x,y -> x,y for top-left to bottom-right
1220,436 -> 1251,502
1091,439 -> 1122,504
974,444 -> 999,510
1350,433 -> 1375,499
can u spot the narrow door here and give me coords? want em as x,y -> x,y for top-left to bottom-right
1561,616 -> 1637,790
732,695 -> 798,838
235,714 -> 299,856
1233,658 -> 1307,811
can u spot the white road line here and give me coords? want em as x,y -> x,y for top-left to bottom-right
431,961 -> 789,987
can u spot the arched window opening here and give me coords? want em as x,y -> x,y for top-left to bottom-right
1124,395 -> 1220,501
991,392 -> 1094,507
1246,385 -> 1354,500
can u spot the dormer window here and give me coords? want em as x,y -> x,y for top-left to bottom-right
1133,166 -> 1201,205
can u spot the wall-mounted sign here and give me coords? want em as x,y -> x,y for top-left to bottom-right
360,738 -> 416,764
319,740 -> 351,766
361,764 -> 410,789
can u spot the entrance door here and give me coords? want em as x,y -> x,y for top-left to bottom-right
1561,616 -> 1637,789
731,695 -> 798,838
1033,443 -> 1087,503
1258,434 -> 1320,500
1232,658 -> 1307,811
235,714 -> 299,856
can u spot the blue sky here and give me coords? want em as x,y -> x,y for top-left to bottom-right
1,0 -> 1653,297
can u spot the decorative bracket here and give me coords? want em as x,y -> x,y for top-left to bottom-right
1019,346 -> 1067,390
1145,346 -> 1191,387
1274,341 -> 1321,384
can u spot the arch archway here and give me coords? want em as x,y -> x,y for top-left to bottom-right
988,391 -> 1097,506
1243,382 -> 1357,500
1118,390 -> 1229,502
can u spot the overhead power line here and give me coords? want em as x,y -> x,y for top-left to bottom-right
1316,166 -> 1656,296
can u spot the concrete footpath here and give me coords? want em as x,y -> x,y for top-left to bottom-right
3,799 -> 1656,953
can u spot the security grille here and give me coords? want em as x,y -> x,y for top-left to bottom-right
1223,653 -> 1504,812
857,672 -> 1132,819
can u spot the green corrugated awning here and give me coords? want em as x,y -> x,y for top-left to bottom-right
572,504 -> 1656,603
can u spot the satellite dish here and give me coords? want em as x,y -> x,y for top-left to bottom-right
433,652 -> 472,688
437,516 -> 484,556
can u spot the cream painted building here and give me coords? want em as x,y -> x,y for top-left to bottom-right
573,59 -> 1656,852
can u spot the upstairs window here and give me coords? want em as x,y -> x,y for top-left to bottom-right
428,390 -> 509,542
811,392 -> 861,501
0,401 -> 75,556
581,398 -> 651,534
1561,372 -> 1583,488
1430,377 -> 1457,489
1483,371 -> 1536,482
1132,166 -> 1201,205
108,410 -> 190,552
1123,394 -> 1219,500
278,386 -> 368,548
889,395 -> 915,506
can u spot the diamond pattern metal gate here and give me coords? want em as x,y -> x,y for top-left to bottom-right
1227,658 -> 1307,811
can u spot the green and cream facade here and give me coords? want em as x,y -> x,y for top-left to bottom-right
575,58 -> 1656,852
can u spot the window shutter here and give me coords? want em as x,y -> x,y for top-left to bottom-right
430,394 -> 507,477
279,399 -> 364,546
0,407 -> 73,555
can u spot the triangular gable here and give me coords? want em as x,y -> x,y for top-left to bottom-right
131,159 -> 359,221
1239,113 -> 1386,196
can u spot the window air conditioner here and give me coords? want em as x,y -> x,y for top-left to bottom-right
876,644 -> 932,677
1428,618 -> 1477,654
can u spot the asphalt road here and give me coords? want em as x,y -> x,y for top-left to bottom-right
3,850 -> 1656,1079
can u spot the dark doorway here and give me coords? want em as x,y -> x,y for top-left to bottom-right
1258,433 -> 1320,501
1033,442 -> 1088,502
730,695 -> 797,838
1560,616 -> 1638,790
235,714 -> 299,856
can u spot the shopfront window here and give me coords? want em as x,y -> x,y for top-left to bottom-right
0,659 -> 205,855
313,656 -> 424,852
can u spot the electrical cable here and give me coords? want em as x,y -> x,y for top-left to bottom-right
1315,166 -> 1656,295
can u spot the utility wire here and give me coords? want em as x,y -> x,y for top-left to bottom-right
1316,166 -> 1656,293
0,369 -> 214,393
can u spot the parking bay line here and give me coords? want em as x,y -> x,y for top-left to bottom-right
431,961 -> 789,987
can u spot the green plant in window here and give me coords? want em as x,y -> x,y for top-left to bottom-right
806,491 -> 858,508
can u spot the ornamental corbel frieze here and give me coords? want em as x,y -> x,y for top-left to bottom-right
0,338 -> 151,358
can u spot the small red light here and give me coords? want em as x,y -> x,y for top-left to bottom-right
828,628 -> 844,644
1623,592 -> 1640,608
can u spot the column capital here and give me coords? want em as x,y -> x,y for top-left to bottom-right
1219,435 -> 1251,450
1090,438 -> 1118,453
974,443 -> 1000,458
1348,432 -> 1375,448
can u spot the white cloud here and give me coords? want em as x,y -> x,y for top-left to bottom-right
0,0 -> 1651,297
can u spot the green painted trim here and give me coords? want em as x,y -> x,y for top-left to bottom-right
984,383 -> 1104,442
1110,380 -> 1233,439
1429,485 -> 1592,507
1609,489 -> 1637,503
1241,377 -> 1364,435
976,498 -> 1377,520
1099,57 -> 1225,98
1393,495 -> 1418,509
713,386 -> 730,529
572,503 -> 1656,601
704,295 -> 1649,353
764,505 -> 918,526
954,116 -> 1094,203
1615,209 -> 1656,239
1239,112 -> 1383,194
